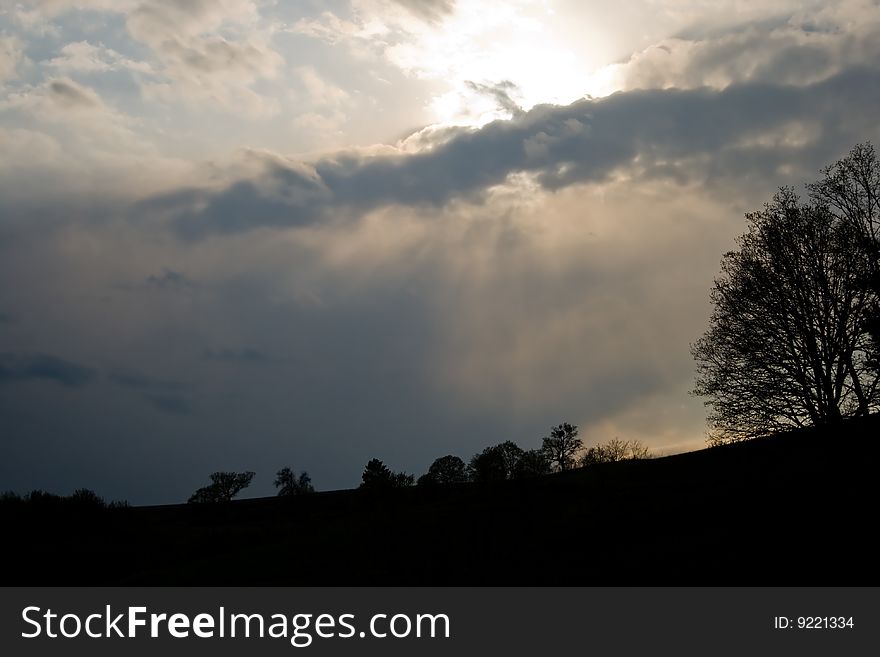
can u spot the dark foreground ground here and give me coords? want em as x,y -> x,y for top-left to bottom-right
2,416 -> 878,584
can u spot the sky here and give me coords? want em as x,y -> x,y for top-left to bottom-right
2,0 -> 880,504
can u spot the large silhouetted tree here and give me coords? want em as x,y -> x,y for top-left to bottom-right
541,423 -> 582,471
692,182 -> 880,442
188,471 -> 255,503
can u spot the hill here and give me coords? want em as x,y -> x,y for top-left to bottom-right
2,415 -> 878,584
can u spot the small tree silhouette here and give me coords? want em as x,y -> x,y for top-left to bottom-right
360,459 -> 413,489
274,467 -> 314,496
542,423 -> 582,471
188,471 -> 255,503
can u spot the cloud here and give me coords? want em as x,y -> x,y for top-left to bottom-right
3,77 -> 126,133
5,0 -> 138,23
0,353 -> 94,387
606,1 -> 880,91
391,0 -> 456,23
0,78 -> 192,197
47,78 -> 100,107
463,80 -> 523,116
292,0 -> 596,116
5,1 -> 283,116
46,41 -> 153,74
153,65 -> 880,239
108,369 -> 193,414
0,35 -> 22,83
126,0 -> 283,116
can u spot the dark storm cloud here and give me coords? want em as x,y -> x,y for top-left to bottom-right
463,80 -> 523,116
157,66 -> 880,239
0,353 -> 94,387
0,311 -> 14,324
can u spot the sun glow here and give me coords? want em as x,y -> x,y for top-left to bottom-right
386,0 -> 621,127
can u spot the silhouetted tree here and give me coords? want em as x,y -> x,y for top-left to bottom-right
67,488 -> 106,508
495,441 -> 525,477
468,442 -> 524,482
808,142 -> 880,370
580,438 -> 651,466
420,455 -> 468,485
0,491 -> 22,506
274,467 -> 314,496
360,459 -> 413,489
468,447 -> 506,482
25,490 -> 62,505
392,472 -> 415,487
541,423 -> 582,471
627,440 -> 651,460
188,471 -> 255,503
361,458 -> 392,487
692,186 -> 880,443
514,449 -> 551,478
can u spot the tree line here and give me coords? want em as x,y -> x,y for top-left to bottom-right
180,423 -> 653,501
0,488 -> 129,510
358,423 -> 652,490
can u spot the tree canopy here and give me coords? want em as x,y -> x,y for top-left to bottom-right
468,441 -> 524,482
693,144 -> 880,442
419,455 -> 468,485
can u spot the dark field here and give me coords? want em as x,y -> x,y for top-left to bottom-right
3,416 -> 878,585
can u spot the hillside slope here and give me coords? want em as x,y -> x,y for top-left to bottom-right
3,415 -> 878,584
